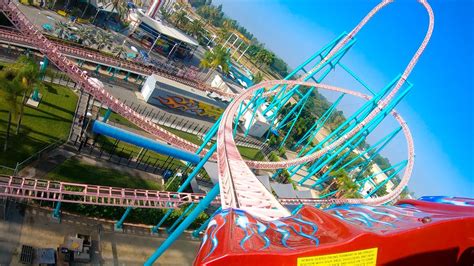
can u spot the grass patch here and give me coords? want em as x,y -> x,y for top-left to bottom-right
45,157 -> 208,227
0,83 -> 78,167
162,125 -> 206,146
98,108 -> 142,131
95,135 -> 186,168
99,108 -> 207,146
97,109 -> 265,162
238,146 -> 265,161
46,157 -> 162,190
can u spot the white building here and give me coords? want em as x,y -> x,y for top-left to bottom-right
141,74 -> 227,120
239,102 -> 273,138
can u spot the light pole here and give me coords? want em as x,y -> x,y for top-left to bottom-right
236,44 -> 250,63
206,34 -> 216,46
147,33 -> 161,56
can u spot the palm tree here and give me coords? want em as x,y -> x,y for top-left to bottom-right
251,71 -> 263,84
173,10 -> 188,29
186,19 -> 202,38
200,45 -> 230,80
0,70 -> 24,152
109,0 -> 130,22
12,56 -> 42,134
217,27 -> 229,43
160,7 -> 171,22
320,170 -> 360,199
332,170 -> 360,199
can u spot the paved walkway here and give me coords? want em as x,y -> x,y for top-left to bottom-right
0,201 -> 200,265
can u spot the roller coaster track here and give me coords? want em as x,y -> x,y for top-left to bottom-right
0,174 -> 342,208
0,28 -> 235,97
0,0 -> 433,220
217,0 -> 433,219
0,1 -> 214,156
0,175 -> 213,208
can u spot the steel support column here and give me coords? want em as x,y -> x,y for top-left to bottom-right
144,184 -> 220,266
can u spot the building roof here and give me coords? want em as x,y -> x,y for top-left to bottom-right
150,74 -> 227,109
271,183 -> 297,198
35,248 -> 56,264
140,15 -> 199,47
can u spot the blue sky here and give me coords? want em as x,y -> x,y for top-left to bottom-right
213,0 -> 474,197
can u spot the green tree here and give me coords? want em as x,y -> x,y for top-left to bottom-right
251,71 -> 263,84
200,45 -> 230,79
374,183 -> 388,197
196,5 -> 221,26
254,49 -> 275,68
278,146 -> 286,157
76,26 -> 94,46
12,56 -> 42,134
323,170 -> 360,199
399,187 -> 411,199
160,7 -> 171,22
217,26 -> 230,43
186,19 -> 202,38
172,10 -> 188,29
222,18 -> 236,31
189,0 -> 206,8
270,57 -> 289,78
268,151 -> 280,162
0,70 -> 25,152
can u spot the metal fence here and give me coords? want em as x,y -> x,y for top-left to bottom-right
14,138 -> 66,175
71,134 -> 211,183
0,138 -> 65,176
91,100 -> 270,151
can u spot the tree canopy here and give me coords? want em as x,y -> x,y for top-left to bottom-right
190,0 -> 289,77
200,45 -> 231,74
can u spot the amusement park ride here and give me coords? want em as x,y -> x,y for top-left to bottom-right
0,0 -> 472,265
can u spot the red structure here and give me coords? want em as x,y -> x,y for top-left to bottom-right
195,198 -> 474,265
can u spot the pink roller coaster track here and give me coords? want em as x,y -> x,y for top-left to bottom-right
0,28 -> 234,97
0,0 -> 433,219
0,1 -> 214,156
0,174 -> 338,207
0,175 -> 214,208
216,0 -> 433,219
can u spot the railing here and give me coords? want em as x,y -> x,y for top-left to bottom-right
0,165 -> 16,175
13,138 -> 66,175
0,175 -> 218,209
70,134 -> 211,180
